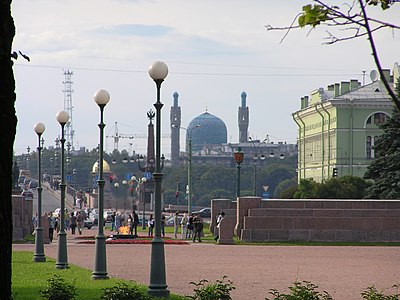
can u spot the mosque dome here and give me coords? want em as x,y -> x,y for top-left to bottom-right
92,160 -> 111,173
187,112 -> 227,152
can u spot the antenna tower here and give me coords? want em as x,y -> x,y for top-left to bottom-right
63,70 -> 75,150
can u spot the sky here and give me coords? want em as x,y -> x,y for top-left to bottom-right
11,0 -> 400,157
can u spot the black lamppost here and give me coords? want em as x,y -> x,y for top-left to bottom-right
55,110 -> 70,269
234,147 -> 244,198
33,122 -> 46,262
92,89 -> 110,280
148,60 -> 170,298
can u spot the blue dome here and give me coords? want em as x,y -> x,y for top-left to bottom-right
187,112 -> 227,152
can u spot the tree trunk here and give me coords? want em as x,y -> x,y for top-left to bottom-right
0,0 -> 17,299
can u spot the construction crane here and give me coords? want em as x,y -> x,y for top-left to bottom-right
106,121 -> 169,151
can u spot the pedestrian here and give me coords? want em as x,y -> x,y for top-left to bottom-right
192,213 -> 203,242
187,213 -> 194,239
128,214 -> 134,235
181,212 -> 188,239
173,211 -> 179,239
161,214 -> 166,237
115,212 -> 122,234
148,214 -> 155,236
47,212 -> 56,243
69,212 -> 77,235
133,210 -> 139,238
77,211 -> 85,235
111,211 -> 116,232
214,211 -> 225,241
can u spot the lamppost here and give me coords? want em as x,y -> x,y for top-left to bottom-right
55,110 -> 70,269
173,125 -> 199,214
92,88 -> 110,280
234,147 -> 244,198
33,122 -> 46,262
148,60 -> 169,298
132,176 -> 147,229
249,137 -> 268,197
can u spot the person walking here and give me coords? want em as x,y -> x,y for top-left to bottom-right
132,210 -> 139,238
173,211 -> 179,239
111,211 -> 116,232
192,213 -> 204,242
161,214 -> 166,237
148,214 -> 155,236
115,212 -> 122,234
214,211 -> 225,241
69,212 -> 77,235
180,212 -> 189,239
77,211 -> 85,235
47,212 -> 56,243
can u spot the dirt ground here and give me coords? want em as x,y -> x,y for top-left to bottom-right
13,229 -> 400,300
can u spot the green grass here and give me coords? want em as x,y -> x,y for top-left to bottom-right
12,251 -> 186,300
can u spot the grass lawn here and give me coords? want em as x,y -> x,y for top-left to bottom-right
12,251 -> 186,300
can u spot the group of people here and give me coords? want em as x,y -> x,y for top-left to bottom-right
172,211 -> 204,242
110,210 -> 140,238
32,209 -> 88,244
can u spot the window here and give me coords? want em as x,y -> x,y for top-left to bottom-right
366,112 -> 388,126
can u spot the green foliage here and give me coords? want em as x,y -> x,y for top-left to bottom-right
101,282 -> 151,300
298,5 -> 329,28
187,276 -> 235,300
266,281 -> 332,300
293,176 -> 371,199
40,275 -> 77,300
361,285 -> 400,299
367,0 -> 395,10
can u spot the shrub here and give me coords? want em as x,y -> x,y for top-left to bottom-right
188,276 -> 235,300
101,282 -> 151,300
266,280 -> 332,300
361,285 -> 400,300
40,275 -> 77,300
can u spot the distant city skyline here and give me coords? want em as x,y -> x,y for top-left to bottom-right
12,1 -> 400,156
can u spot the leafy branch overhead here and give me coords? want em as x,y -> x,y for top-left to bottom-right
266,0 -> 400,109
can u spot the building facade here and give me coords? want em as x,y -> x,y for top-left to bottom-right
293,64 -> 400,182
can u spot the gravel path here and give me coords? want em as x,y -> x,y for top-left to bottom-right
13,229 -> 400,300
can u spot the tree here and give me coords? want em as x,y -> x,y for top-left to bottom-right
0,0 -> 16,298
266,0 -> 400,109
364,79 -> 400,198
293,177 -> 370,199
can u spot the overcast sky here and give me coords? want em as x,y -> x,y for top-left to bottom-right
12,0 -> 400,157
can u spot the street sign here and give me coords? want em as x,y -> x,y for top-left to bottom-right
144,172 -> 152,180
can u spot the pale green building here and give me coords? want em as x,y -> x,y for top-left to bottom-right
293,63 -> 400,182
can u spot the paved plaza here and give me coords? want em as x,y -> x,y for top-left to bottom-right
13,229 -> 400,299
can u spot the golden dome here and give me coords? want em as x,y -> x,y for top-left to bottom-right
92,160 -> 111,173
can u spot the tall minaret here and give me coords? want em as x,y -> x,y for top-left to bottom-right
170,92 -> 181,166
238,91 -> 249,143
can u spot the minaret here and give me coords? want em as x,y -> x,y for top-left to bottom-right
238,91 -> 249,143
170,92 -> 181,165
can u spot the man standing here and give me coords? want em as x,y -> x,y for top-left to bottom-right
192,213 -> 203,242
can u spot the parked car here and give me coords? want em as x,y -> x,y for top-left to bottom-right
192,207 -> 211,218
84,218 -> 94,229
104,210 -> 114,222
21,189 -> 34,200
89,209 -> 99,225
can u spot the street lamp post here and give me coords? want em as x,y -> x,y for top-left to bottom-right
92,89 -> 110,280
130,176 -> 147,228
148,60 -> 170,298
33,122 -> 46,262
55,110 -> 70,269
252,154 -> 266,196
172,125 -> 199,214
234,147 -> 244,198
